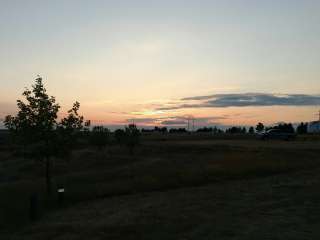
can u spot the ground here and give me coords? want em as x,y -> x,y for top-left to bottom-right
1,134 -> 320,239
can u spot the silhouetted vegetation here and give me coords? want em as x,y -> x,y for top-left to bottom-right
225,126 -> 247,134
248,126 -> 255,134
267,123 -> 295,133
141,126 -> 168,133
4,77 -> 89,194
256,122 -> 265,132
90,126 -> 110,150
296,122 -> 308,134
114,129 -> 126,145
196,126 -> 223,134
56,101 -> 90,158
169,128 -> 187,133
124,124 -> 140,154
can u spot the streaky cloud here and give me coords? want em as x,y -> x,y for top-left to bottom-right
126,115 -> 226,126
157,93 -> 320,110
161,120 -> 186,125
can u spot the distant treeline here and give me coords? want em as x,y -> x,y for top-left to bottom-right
139,122 -> 309,134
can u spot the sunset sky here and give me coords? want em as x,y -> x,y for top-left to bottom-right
1,0 -> 320,128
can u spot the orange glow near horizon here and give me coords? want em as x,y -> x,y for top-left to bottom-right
1,2 -> 320,128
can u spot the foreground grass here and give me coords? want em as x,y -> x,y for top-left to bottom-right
1,135 -> 320,237
6,167 -> 320,240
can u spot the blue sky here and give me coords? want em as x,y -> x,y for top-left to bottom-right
1,0 -> 320,127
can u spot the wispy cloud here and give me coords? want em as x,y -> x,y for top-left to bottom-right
156,93 -> 320,110
126,115 -> 226,126
161,120 -> 186,125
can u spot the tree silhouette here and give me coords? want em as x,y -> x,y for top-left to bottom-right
57,101 -> 89,157
114,129 -> 126,146
272,123 -> 295,133
296,122 -> 308,134
256,122 -> 265,133
169,128 -> 187,133
4,77 -> 89,195
248,126 -> 255,134
225,126 -> 244,134
90,126 -> 110,150
4,76 -> 60,194
124,124 -> 140,154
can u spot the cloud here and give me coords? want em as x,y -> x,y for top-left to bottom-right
161,120 -> 186,125
126,118 -> 158,123
126,115 -> 226,126
181,95 -> 217,101
156,93 -> 320,110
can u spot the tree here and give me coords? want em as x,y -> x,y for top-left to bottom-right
273,123 -> 295,133
4,77 -> 89,195
114,129 -> 126,145
124,124 -> 140,154
4,76 -> 60,194
57,101 -> 89,157
196,127 -> 213,133
248,126 -> 255,134
153,126 -> 168,134
296,122 -> 308,134
225,126 -> 243,134
256,122 -> 265,133
169,128 -> 187,133
90,126 -> 110,150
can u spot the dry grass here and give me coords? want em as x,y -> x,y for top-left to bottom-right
7,168 -> 320,240
1,135 -> 320,239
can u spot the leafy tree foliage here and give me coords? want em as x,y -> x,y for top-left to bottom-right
4,77 -> 60,194
4,77 -> 89,194
256,122 -> 265,133
248,126 -> 255,134
57,101 -> 89,155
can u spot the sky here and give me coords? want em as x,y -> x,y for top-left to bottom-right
1,0 -> 320,129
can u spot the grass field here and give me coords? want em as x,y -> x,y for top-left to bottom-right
1,134 -> 320,239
